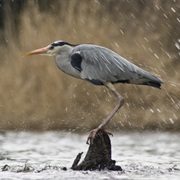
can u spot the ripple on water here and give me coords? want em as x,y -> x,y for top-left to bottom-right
0,131 -> 180,180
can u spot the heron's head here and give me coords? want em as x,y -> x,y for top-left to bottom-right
23,40 -> 75,57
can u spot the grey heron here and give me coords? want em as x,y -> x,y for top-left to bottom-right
24,41 -> 163,144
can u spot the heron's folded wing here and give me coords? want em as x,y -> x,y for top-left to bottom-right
71,45 -> 141,83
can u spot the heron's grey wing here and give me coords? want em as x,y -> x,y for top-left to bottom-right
71,45 -> 131,82
71,44 -> 162,87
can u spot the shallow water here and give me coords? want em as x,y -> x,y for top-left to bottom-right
0,131 -> 180,180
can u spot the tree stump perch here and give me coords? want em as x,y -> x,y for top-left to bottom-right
71,130 -> 122,171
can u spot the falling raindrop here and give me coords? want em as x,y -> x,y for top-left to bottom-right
154,53 -> 159,59
169,118 -> 174,124
144,37 -> 149,42
175,39 -> 180,51
119,29 -> 124,35
171,7 -> 176,12
163,13 -> 168,19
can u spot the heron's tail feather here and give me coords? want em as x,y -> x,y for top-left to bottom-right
136,74 -> 163,89
142,81 -> 162,89
116,78 -> 163,89
126,75 -> 163,89
134,70 -> 163,89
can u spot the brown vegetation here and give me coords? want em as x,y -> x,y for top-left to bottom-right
0,0 -> 179,132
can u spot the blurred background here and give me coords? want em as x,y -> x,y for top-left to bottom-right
0,0 -> 179,132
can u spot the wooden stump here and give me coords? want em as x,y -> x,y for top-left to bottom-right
71,130 -> 122,171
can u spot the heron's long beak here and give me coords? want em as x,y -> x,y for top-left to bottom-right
22,47 -> 49,56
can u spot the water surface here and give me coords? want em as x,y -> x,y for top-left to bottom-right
0,131 -> 180,180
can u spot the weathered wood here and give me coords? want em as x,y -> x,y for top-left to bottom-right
71,130 -> 122,171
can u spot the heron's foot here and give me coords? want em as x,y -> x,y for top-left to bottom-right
86,128 -> 113,145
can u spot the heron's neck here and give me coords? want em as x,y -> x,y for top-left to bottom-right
54,46 -> 80,78
55,45 -> 73,62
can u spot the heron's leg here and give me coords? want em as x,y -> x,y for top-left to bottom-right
86,82 -> 124,144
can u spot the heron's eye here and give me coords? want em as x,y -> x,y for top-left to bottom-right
49,45 -> 54,50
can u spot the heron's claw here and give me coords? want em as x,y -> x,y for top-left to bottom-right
86,128 -> 113,145
104,129 -> 113,137
86,129 -> 98,145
